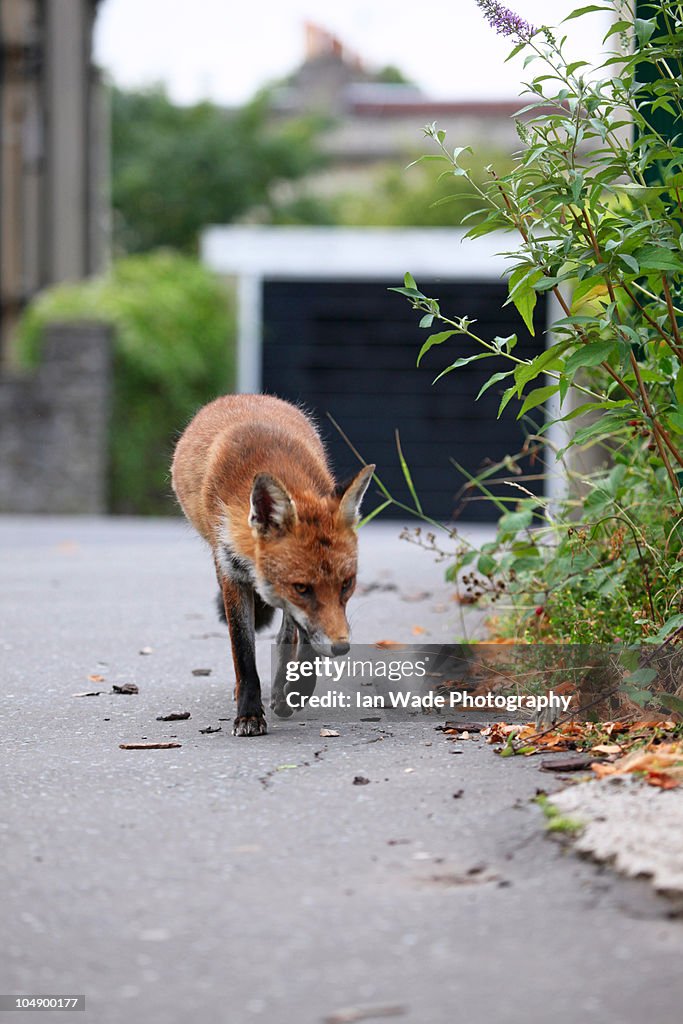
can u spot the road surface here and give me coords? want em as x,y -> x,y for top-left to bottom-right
1,517 -> 681,1024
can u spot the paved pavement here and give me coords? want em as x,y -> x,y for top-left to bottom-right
1,516 -> 682,1024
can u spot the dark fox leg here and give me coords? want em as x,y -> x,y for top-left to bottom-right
216,589 -> 274,632
219,576 -> 267,737
283,639 -> 318,702
271,612 -> 298,718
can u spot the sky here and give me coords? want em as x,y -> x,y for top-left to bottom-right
93,0 -> 614,106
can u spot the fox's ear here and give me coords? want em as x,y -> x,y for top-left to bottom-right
249,474 -> 296,535
336,464 -> 375,527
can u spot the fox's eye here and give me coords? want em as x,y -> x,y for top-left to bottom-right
293,583 -> 313,597
341,576 -> 355,595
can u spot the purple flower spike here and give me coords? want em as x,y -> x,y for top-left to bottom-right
476,0 -> 537,41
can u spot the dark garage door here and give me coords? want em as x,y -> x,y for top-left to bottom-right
262,279 -> 546,522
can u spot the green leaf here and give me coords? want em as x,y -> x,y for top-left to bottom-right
433,351 -> 495,383
659,693 -> 683,716
477,553 -> 497,576
395,431 -> 422,514
564,341 -> 616,376
494,333 -> 517,353
649,613 -> 683,644
498,385 -> 517,418
603,19 -> 631,42
570,411 -> 630,447
562,5 -> 612,22
518,384 -> 559,418
636,247 -> 683,272
404,272 -> 417,290
666,410 -> 683,434
505,40 -> 527,63
571,279 -> 609,312
634,17 -> 656,46
583,487 -> 611,513
476,370 -> 514,400
624,667 -> 657,687
507,266 -> 542,336
674,367 -> 683,406
498,509 -> 533,537
514,345 -> 567,395
389,286 -> 424,299
619,253 -> 639,274
533,277 -> 561,292
416,331 -> 458,366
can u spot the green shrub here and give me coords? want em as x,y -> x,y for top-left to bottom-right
17,250 -> 235,514
390,2 -> 683,654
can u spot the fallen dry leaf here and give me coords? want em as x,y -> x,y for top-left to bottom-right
646,771 -> 680,790
353,776 -> 370,786
73,691 -> 103,698
411,625 -> 427,636
591,741 -> 683,788
192,668 -> 212,677
112,683 -> 138,695
88,673 -> 105,683
320,728 -> 340,738
156,711 -> 191,722
119,742 -> 181,750
139,647 -> 153,656
199,725 -> 221,734
374,640 -> 406,650
540,753 -> 598,772
440,721 -> 487,734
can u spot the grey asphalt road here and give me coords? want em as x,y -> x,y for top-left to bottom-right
1,516 -> 682,1024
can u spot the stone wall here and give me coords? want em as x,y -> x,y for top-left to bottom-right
0,323 -> 112,513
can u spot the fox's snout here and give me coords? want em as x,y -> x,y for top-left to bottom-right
302,629 -> 351,658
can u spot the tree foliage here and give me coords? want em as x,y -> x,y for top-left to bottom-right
17,251 -> 234,514
111,86 -> 326,253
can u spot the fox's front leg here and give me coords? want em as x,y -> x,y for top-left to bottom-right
283,638 -> 318,705
220,577 -> 267,737
271,612 -> 297,718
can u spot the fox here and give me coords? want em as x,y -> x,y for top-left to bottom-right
171,393 -> 375,737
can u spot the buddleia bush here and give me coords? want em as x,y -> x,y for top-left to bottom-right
394,2 -> 683,655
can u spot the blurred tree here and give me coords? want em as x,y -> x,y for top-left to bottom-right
326,148 -> 514,227
111,86 -> 327,253
17,251 -> 235,514
374,65 -> 414,84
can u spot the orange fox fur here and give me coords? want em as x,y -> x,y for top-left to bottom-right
171,394 -> 374,736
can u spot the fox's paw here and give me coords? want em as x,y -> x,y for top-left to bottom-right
271,698 -> 294,719
233,714 -> 268,737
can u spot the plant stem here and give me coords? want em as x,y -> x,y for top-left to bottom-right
622,282 -> 683,362
662,276 -> 683,352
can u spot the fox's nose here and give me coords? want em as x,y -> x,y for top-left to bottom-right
331,640 -> 350,656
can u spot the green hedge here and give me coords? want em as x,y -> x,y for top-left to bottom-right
17,251 -> 235,514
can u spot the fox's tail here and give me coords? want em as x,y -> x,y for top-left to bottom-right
215,590 -> 276,632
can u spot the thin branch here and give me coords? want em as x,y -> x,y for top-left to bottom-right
622,282 -> 683,362
662,275 -> 683,352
